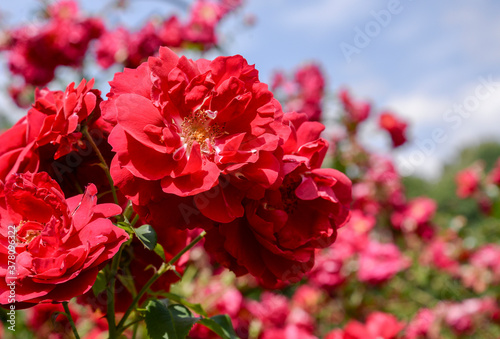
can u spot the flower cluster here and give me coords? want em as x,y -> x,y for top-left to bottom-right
104,47 -> 351,287
0,0 -> 242,106
271,63 -> 326,121
95,0 -> 243,70
2,1 -> 103,87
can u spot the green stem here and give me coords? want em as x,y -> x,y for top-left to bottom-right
131,214 -> 140,227
116,231 -> 207,333
62,302 -> 80,339
107,243 -> 125,338
82,126 -> 119,205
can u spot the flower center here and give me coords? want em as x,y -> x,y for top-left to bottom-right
181,109 -> 223,154
17,220 -> 43,245
279,177 -> 302,214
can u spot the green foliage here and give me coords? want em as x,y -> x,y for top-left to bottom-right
145,300 -> 198,339
144,299 -> 238,339
92,270 -> 107,297
134,224 -> 158,251
403,141 -> 500,245
198,315 -> 238,339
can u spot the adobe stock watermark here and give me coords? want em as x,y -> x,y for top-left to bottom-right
6,224 -> 17,332
396,75 -> 500,176
340,0 -> 416,63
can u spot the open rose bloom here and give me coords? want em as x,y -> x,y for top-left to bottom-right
0,172 -> 127,306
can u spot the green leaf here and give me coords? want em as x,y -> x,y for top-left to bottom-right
134,224 -> 157,250
163,292 -> 208,317
144,299 -> 199,339
117,221 -> 131,231
92,270 -> 106,297
198,315 -> 238,339
154,243 -> 167,262
492,199 -> 500,219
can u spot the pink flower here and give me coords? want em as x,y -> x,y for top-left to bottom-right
292,285 -> 323,313
343,312 -> 405,339
357,241 -> 410,284
440,298 -> 498,335
246,292 -> 289,328
487,159 -> 500,186
261,325 -> 318,339
456,166 -> 481,199
391,197 -> 436,239
421,239 -> 461,275
405,309 -> 436,339
339,88 -> 371,125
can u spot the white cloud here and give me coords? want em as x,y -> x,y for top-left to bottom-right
390,79 -> 500,179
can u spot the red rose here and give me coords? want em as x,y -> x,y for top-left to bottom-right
33,79 -> 102,159
204,114 -> 351,286
104,47 -> 286,201
378,111 -> 408,147
0,172 -> 128,307
0,114 -> 41,182
0,79 -> 116,200
339,88 -> 371,126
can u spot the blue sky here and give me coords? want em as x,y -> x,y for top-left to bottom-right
1,0 -> 500,178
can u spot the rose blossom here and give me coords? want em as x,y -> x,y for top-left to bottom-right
104,47 -> 287,204
357,241 -> 410,284
204,112 -> 351,286
378,111 -> 408,147
455,166 -> 481,199
405,308 -> 437,339
0,172 -> 128,307
0,79 -> 114,201
339,88 -> 371,126
343,312 -> 405,339
487,158 -> 500,186
391,197 -> 436,239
